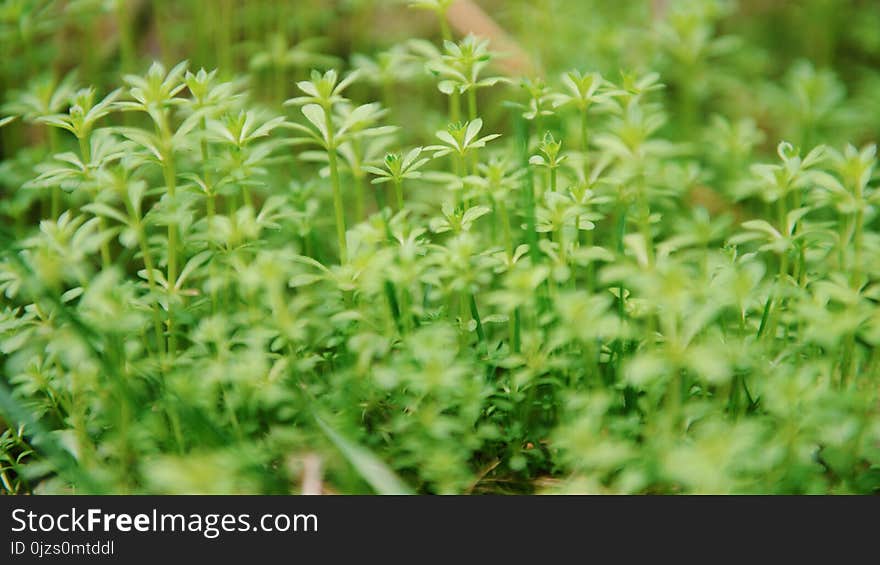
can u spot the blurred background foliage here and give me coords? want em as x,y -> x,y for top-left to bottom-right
3,0 -> 880,153
3,1 -> 880,232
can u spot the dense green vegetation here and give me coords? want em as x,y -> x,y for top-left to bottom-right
1,0 -> 880,494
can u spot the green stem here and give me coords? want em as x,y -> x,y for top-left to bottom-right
637,175 -> 654,267
167,400 -> 185,453
842,188 -> 865,387
70,368 -> 94,468
353,138 -> 366,221
779,251 -> 789,281
467,88 -> 477,121
78,135 -> 91,168
450,91 -> 461,123
394,178 -> 404,212
459,289 -> 470,348
223,385 -> 242,439
852,208 -> 865,290
512,308 -> 522,353
324,106 -> 348,264
841,334 -> 856,388
241,184 -> 253,209
497,198 -> 513,254
668,369 -> 684,428
487,193 -> 499,242
614,204 -> 628,379
200,115 -> 211,183
838,215 -> 850,272
558,226 -> 567,268
79,134 -> 112,267
355,174 -> 367,221
585,228 -> 595,292
580,109 -> 589,155
48,127 -> 61,218
515,116 -> 539,265
97,217 -> 112,268
157,108 -> 179,357
765,250 -> 789,343
456,153 -> 467,208
130,216 -> 166,360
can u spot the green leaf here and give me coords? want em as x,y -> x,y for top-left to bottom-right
301,104 -> 328,143
289,273 -> 324,287
314,414 -> 413,495
82,203 -> 129,226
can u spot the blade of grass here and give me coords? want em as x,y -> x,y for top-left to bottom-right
314,414 -> 413,495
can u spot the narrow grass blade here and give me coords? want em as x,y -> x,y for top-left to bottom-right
314,414 -> 413,495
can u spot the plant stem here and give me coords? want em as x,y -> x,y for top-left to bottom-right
69,368 -> 94,468
512,308 -> 522,353
155,109 -> 179,357
841,334 -> 856,388
837,215 -> 850,271
79,134 -> 112,268
580,109 -> 589,155
323,106 -> 348,264
450,91 -> 461,123
78,134 -> 90,171
200,115 -> 211,183
515,115 -> 539,265
852,203 -> 865,291
558,226 -> 567,268
353,139 -> 366,221
637,173 -> 654,267
48,127 -> 61,218
614,204 -> 628,380
94,226 -> 112,267
354,174 -> 367,221
394,178 -> 404,212
163,160 -> 179,356
459,289 -> 470,347
456,153 -> 467,208
497,198 -> 513,254
585,227 -> 595,291
125,195 -> 167,360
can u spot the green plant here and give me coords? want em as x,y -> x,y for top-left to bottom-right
1,0 -> 880,496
